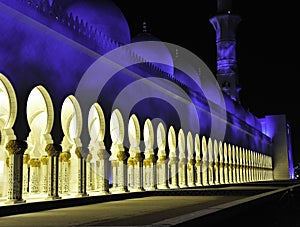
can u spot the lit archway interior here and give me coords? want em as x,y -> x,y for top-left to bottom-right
26,85 -> 54,158
0,73 -> 17,197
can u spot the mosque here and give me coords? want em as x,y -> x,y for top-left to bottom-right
0,0 -> 294,204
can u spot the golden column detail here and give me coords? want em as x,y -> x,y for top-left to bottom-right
45,144 -> 61,200
29,158 -> 40,194
97,149 -> 110,195
22,154 -> 30,194
5,140 -> 28,204
60,151 -> 71,195
40,155 -> 48,193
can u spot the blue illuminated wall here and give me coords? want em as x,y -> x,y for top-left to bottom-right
0,0 -> 292,175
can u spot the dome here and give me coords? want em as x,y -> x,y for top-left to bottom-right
130,25 -> 174,76
64,0 -> 131,45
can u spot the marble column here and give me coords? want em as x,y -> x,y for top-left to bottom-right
117,150 -> 127,192
127,156 -> 135,191
128,151 -> 143,192
143,153 -> 156,191
168,156 -> 178,189
29,158 -> 40,194
22,154 -> 30,194
5,140 -> 27,204
156,154 -> 168,189
98,149 -> 109,194
86,154 -> 93,191
187,159 -> 195,187
60,151 -> 71,195
40,155 -> 48,194
178,157 -> 187,188
45,144 -> 61,200
75,148 -> 88,197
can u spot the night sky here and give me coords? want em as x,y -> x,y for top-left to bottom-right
112,1 -> 299,164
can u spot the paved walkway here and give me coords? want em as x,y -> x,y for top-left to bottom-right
0,181 -> 299,226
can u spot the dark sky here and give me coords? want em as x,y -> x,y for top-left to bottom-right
112,1 -> 299,164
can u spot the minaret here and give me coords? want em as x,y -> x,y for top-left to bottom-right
209,0 -> 241,102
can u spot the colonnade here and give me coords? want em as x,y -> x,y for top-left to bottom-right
0,73 -> 273,204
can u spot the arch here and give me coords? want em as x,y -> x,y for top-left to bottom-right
61,95 -> 82,144
110,109 -> 124,145
207,138 -> 213,162
218,141 -> 223,162
88,102 -> 105,144
194,133 -> 200,160
167,126 -> 176,152
26,85 -> 54,158
128,114 -> 140,149
0,73 -> 17,198
27,85 -> 54,135
232,145 -> 236,164
143,118 -> 154,150
0,73 -> 17,130
235,146 -> 239,165
178,129 -> 185,155
228,143 -> 232,164
187,131 -> 193,158
213,139 -> 219,162
201,136 -> 207,160
157,122 -> 166,151
223,142 -> 228,163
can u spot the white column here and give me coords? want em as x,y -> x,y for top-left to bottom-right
223,143 -> 229,184
40,156 -> 48,194
232,146 -> 236,183
156,153 -> 168,189
195,134 -> 202,186
22,154 -> 30,195
235,146 -> 240,183
219,141 -> 224,185
213,140 -> 219,185
207,138 -> 214,185
60,151 -> 71,195
143,153 -> 155,191
228,144 -> 233,183
29,158 -> 40,194
201,137 -> 208,186
5,140 -> 27,204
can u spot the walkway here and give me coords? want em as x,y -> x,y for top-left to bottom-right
0,181 -> 299,226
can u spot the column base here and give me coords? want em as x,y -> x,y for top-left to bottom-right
157,185 -> 169,190
110,187 -> 128,194
45,196 -> 62,201
5,199 -> 26,205
99,190 -> 110,195
131,187 -> 145,192
76,193 -> 89,197
179,184 -> 188,188
169,185 -> 179,189
144,186 -> 156,191
187,183 -> 196,188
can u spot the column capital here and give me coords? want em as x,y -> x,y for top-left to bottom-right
75,147 -> 83,158
60,151 -> 71,162
6,140 -> 27,155
86,153 -> 92,162
29,158 -> 41,167
41,156 -> 48,165
45,144 -> 62,157
23,154 -> 30,164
